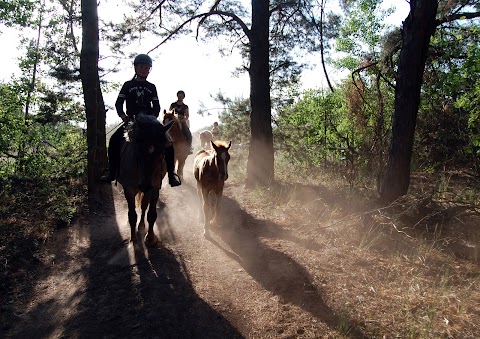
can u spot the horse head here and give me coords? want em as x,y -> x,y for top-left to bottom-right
211,140 -> 231,181
127,115 -> 173,192
162,109 -> 182,130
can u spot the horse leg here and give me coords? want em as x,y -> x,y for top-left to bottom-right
177,159 -> 185,181
138,192 -> 147,233
211,188 -> 224,226
201,188 -> 211,238
144,189 -> 159,247
196,182 -> 203,220
124,189 -> 138,243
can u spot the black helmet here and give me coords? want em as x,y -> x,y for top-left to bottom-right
134,54 -> 153,66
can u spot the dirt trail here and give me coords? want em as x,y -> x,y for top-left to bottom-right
2,157 -> 348,338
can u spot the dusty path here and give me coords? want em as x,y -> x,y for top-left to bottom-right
2,157 -> 348,338
4,155 -> 479,338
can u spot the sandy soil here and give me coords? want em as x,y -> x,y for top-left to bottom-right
2,155 -> 479,338
1,156 -> 347,338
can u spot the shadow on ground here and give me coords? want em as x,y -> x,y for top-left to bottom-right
5,184 -> 242,338
208,194 -> 367,338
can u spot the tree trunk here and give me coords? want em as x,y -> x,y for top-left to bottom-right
380,0 -> 438,203
80,0 -> 100,202
96,80 -> 108,173
245,0 -> 274,187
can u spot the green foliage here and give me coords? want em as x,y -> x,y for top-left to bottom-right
0,80 -> 87,178
415,16 -> 480,169
276,88 -> 348,167
335,0 -> 394,71
0,0 -> 89,273
0,84 -> 25,175
0,0 -> 35,27
455,26 -> 480,156
210,93 -> 251,147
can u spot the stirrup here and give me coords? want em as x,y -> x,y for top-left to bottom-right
169,173 -> 181,187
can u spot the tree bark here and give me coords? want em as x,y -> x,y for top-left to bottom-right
245,0 -> 274,187
80,0 -> 100,202
96,80 -> 108,173
380,0 -> 438,203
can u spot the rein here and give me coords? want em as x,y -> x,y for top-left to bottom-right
106,121 -> 125,136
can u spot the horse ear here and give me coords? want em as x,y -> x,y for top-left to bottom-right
211,140 -> 218,151
227,141 -> 232,149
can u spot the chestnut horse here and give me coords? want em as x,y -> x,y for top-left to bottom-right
199,130 -> 213,149
117,115 -> 174,246
193,140 -> 232,238
162,110 -> 190,180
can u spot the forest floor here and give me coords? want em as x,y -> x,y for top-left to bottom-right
1,154 -> 480,338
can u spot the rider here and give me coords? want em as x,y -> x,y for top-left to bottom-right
100,54 -> 181,187
169,90 -> 193,154
211,121 -> 220,140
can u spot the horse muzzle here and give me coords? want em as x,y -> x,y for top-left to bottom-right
220,172 -> 228,181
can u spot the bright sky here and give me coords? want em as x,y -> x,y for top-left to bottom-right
101,36 -> 249,132
0,1 -> 409,132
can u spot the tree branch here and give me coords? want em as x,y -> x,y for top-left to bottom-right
1,150 -> 19,159
436,11 -> 480,26
139,0 -> 167,26
198,0 -> 222,26
269,2 -> 299,15
305,0 -> 334,93
148,10 -> 250,53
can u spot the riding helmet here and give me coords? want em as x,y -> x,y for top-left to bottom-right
134,54 -> 153,66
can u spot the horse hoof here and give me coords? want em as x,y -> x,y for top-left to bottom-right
144,234 -> 158,247
203,230 -> 211,239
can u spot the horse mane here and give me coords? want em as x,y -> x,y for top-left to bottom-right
124,115 -> 161,143
211,140 -> 230,149
163,110 -> 182,131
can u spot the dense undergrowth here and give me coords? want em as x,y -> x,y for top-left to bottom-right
0,175 -> 86,291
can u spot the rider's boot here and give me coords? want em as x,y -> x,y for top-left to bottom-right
165,145 -> 181,187
100,168 -> 116,182
100,131 -> 122,182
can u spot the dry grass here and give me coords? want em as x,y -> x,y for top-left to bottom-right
226,162 -> 480,337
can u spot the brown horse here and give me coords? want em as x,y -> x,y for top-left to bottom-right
117,114 -> 174,246
193,140 -> 232,238
199,130 -> 213,149
162,110 -> 190,180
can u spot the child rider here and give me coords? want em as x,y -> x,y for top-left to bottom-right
100,54 -> 182,187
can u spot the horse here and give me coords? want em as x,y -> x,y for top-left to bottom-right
117,114 -> 174,246
193,140 -> 232,238
198,130 -> 213,149
162,110 -> 190,180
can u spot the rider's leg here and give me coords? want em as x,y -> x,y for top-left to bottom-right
181,121 -> 193,153
100,126 -> 124,182
165,145 -> 181,187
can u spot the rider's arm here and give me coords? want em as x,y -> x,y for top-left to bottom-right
184,105 -> 189,119
152,99 -> 160,118
115,83 -> 129,122
151,86 -> 160,118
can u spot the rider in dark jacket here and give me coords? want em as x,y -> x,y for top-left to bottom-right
169,90 -> 193,153
100,54 -> 181,187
